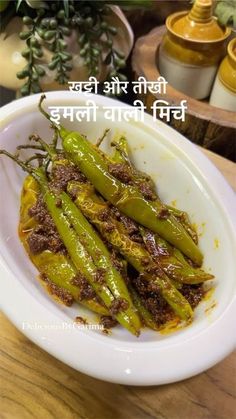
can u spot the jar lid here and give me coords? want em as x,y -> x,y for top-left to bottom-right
166,0 -> 231,43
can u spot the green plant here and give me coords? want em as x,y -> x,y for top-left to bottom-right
214,0 -> 236,28
0,0 -> 151,96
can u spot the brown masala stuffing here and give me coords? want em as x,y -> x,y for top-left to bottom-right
100,315 -> 118,329
28,196 -> 65,254
71,273 -> 96,300
50,162 -> 87,192
108,163 -> 132,184
110,297 -> 129,315
41,274 -> 74,306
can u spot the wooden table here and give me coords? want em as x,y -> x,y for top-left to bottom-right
1,149 -> 235,419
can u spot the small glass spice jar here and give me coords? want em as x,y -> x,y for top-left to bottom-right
159,0 -> 231,99
210,37 -> 236,111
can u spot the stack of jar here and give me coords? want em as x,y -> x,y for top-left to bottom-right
158,0 -> 236,112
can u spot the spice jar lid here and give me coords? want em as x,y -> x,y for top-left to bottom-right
166,0 -> 231,43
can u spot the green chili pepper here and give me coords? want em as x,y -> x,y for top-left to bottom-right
110,138 -> 212,284
19,175 -> 108,315
18,134 -> 141,332
44,189 -> 140,335
68,181 -> 193,322
58,191 -> 141,331
39,95 -> 202,265
68,180 -> 211,284
45,152 -> 141,332
0,149 -> 141,336
140,228 -> 213,285
37,252 -> 109,315
62,132 -> 202,265
111,136 -> 198,244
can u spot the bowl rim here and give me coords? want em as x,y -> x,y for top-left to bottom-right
0,91 -> 236,385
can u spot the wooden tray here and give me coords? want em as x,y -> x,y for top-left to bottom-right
132,26 -> 236,161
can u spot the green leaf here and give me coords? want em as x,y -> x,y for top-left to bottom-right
63,0 -> 69,18
21,48 -> 31,58
215,0 -> 236,28
20,84 -> 30,96
35,65 -> 45,76
44,30 -> 56,40
19,31 -> 31,40
16,0 -> 24,12
48,59 -> 59,70
17,70 -> 28,79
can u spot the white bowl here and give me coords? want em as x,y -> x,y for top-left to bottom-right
0,91 -> 236,385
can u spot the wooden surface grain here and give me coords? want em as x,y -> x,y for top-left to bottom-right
0,149 -> 235,419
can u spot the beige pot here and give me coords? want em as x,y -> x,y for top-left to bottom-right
158,0 -> 231,99
0,6 -> 134,91
210,37 -> 236,111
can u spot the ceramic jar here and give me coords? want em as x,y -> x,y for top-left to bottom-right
159,0 -> 231,99
209,37 -> 236,111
